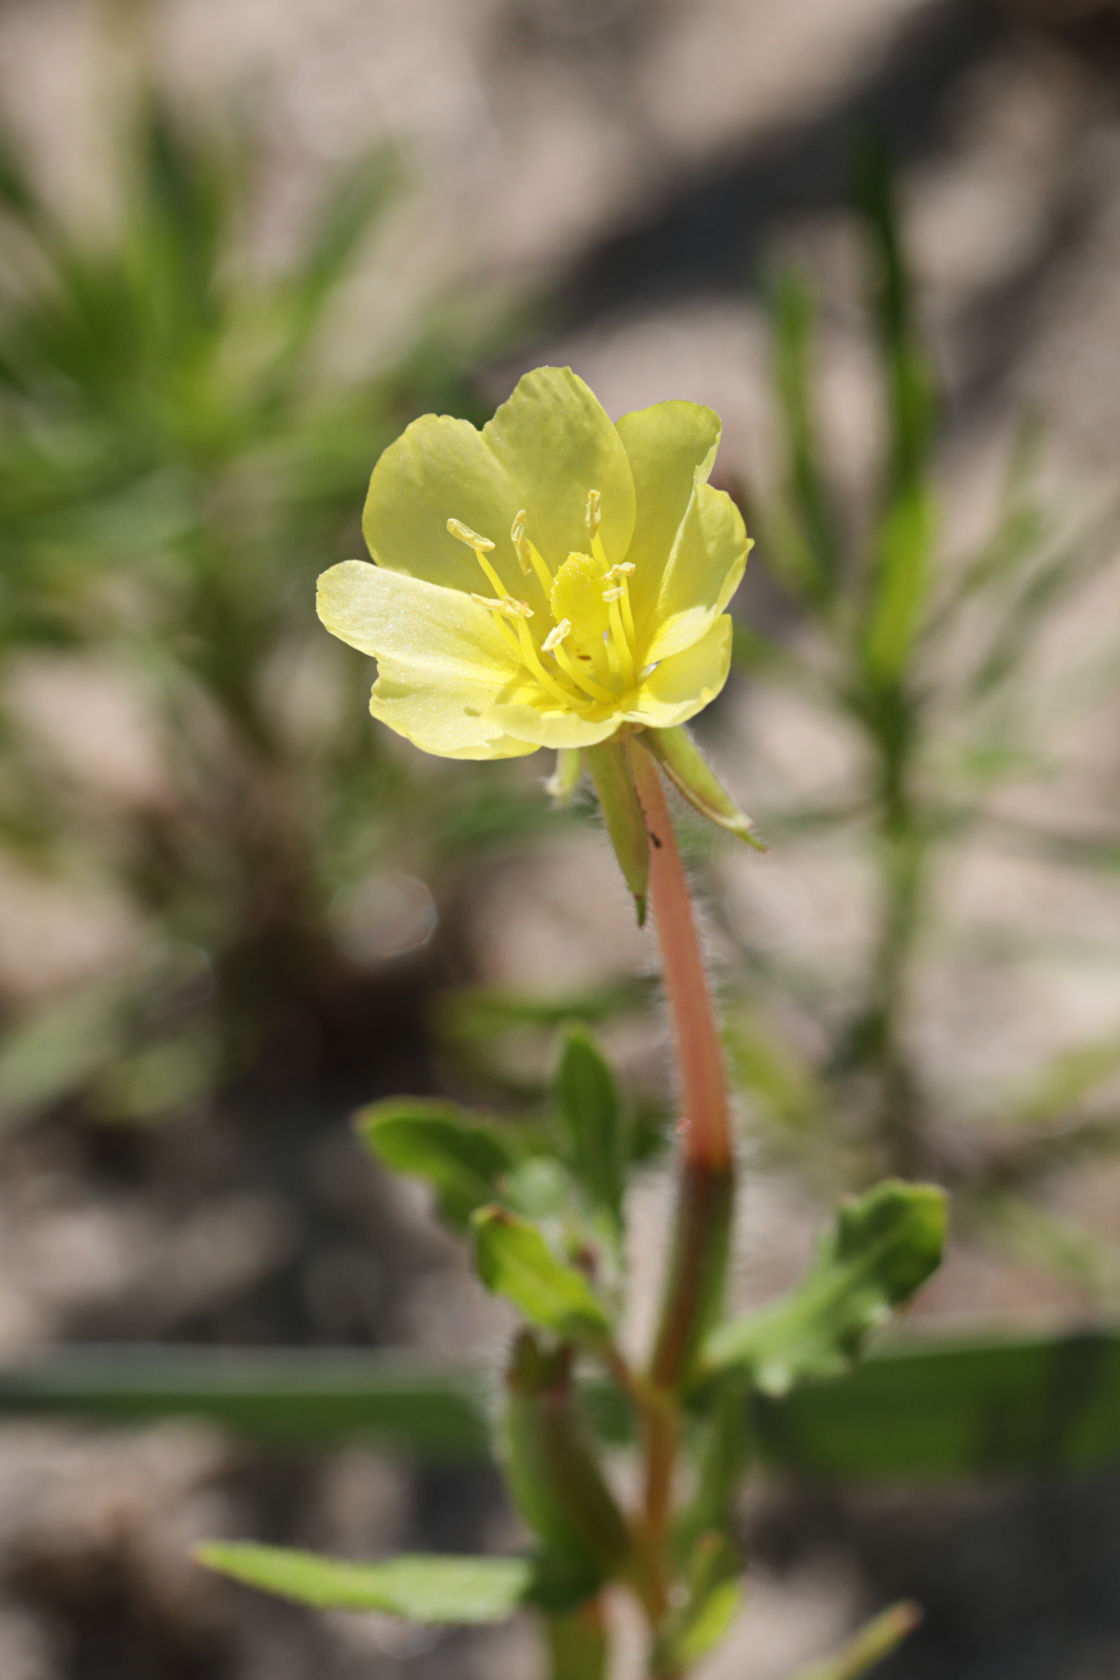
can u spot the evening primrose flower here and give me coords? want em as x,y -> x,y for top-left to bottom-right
316,367 -> 751,762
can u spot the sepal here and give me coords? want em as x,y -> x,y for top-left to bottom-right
582,737 -> 650,923
645,725 -> 765,850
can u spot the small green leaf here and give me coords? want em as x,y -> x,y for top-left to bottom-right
653,1533 -> 744,1673
789,1601 -> 922,1680
703,1181 -> 946,1394
358,1100 -> 517,1230
195,1542 -> 535,1623
555,1024 -> 625,1230
472,1208 -> 609,1345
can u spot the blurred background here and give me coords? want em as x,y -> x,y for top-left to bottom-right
2,0 -> 1120,1675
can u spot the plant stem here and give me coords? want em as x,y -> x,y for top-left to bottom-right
625,736 -> 738,1663
628,740 -> 733,1176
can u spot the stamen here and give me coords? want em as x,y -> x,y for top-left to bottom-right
510,511 -> 531,574
601,585 -> 625,603
605,563 -> 638,649
471,593 -> 533,619
542,618 -> 571,653
447,517 -> 495,552
586,488 -> 601,541
554,642 -> 617,705
511,510 -> 554,598
606,594 -> 637,687
512,614 -> 585,709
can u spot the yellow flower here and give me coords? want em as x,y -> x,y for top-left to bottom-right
317,366 -> 751,761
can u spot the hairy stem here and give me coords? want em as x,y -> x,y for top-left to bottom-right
624,736 -> 738,1671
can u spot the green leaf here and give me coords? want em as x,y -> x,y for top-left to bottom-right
195,1543 -> 535,1623
788,1601 -> 921,1680
358,1100 -> 517,1230
472,1208 -> 609,1345
544,1601 -> 609,1680
653,1533 -> 743,1673
555,1024 -> 625,1230
703,1181 -> 946,1394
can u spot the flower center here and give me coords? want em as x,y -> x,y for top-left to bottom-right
447,492 -> 641,713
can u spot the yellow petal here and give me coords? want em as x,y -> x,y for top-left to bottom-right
483,367 -> 636,570
317,560 -> 519,678
643,484 -> 751,665
615,400 -> 722,637
369,659 -> 539,760
623,614 -> 733,730
362,415 -> 525,596
486,700 -> 621,750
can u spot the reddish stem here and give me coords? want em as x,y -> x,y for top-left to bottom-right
629,739 -> 733,1173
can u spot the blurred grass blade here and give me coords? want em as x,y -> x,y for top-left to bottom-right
703,1182 -> 946,1393
789,1602 -> 922,1680
853,132 -> 936,495
998,1028 -> 1120,1126
0,1348 -> 490,1457
768,269 -> 839,597
862,482 -> 936,685
291,144 -> 402,321
754,1327 -> 1120,1477
5,1331 -> 1120,1478
197,1543 -> 536,1622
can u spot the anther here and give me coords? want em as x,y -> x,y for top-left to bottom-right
510,510 -> 531,574
448,517 -> 495,551
542,618 -> 571,653
605,562 -> 635,579
602,584 -> 625,603
471,592 -> 533,619
586,488 -> 601,540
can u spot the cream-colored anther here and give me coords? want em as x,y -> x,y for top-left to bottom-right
510,510 -> 531,574
605,561 -> 635,579
602,584 -> 626,603
542,618 -> 571,653
447,517 -> 495,551
471,592 -> 533,619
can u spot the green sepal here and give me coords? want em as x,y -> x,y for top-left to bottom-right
645,725 -> 766,850
195,1542 -> 538,1623
652,1532 -> 744,1674
702,1181 -> 946,1394
582,737 -> 650,923
502,1332 -> 631,1576
555,1023 -> 625,1234
472,1207 -> 610,1347
545,747 -> 584,808
357,1099 -> 517,1231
